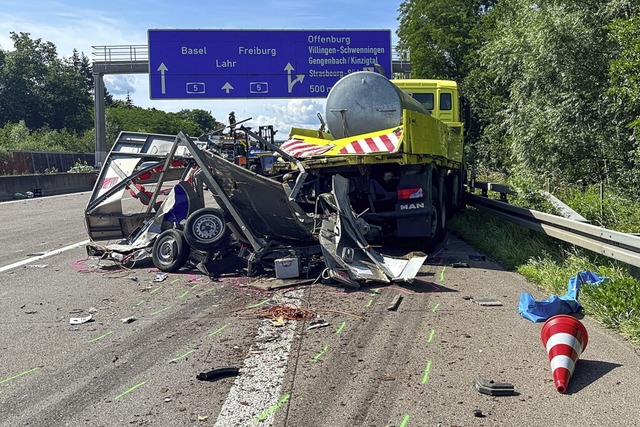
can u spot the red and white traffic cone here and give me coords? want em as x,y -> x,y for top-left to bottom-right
540,314 -> 589,394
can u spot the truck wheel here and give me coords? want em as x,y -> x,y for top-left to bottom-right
184,208 -> 228,251
152,229 -> 189,272
424,184 -> 445,250
439,186 -> 448,238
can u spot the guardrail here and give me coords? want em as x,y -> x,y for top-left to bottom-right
92,45 -> 149,63
466,182 -> 640,269
91,44 -> 409,67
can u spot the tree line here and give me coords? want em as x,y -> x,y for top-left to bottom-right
0,32 -> 221,156
397,0 -> 640,194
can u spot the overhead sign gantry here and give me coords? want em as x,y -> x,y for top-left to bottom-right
148,29 -> 391,99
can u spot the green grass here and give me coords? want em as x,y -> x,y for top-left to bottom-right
449,205 -> 640,346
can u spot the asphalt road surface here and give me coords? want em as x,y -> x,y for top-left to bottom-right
1,192 -> 639,426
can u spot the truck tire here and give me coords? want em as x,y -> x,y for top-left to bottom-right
184,208 -> 228,251
152,229 -> 190,272
421,184 -> 445,252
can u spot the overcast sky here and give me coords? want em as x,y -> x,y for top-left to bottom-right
0,0 -> 401,136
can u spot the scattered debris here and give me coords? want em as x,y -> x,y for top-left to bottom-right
84,129 -> 429,287
26,264 -> 48,268
197,415 -> 208,421
270,316 -> 286,327
121,316 -> 137,324
475,377 -> 515,396
462,295 -> 473,300
196,367 -> 240,382
473,409 -> 485,418
306,319 -> 330,330
473,298 -> 503,307
519,270 -> 606,322
26,253 -> 45,257
69,315 -> 93,325
386,294 -> 404,311
255,304 -> 316,322
451,262 -> 469,268
274,257 -> 300,279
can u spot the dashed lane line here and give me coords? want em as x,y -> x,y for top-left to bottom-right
0,239 -> 89,274
114,381 -> 146,400
0,367 -> 39,385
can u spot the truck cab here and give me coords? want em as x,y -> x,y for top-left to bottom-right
392,79 -> 465,136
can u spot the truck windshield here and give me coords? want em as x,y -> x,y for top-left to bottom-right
410,93 -> 434,111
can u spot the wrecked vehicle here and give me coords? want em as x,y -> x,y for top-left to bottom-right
85,71 -> 465,286
283,71 -> 467,251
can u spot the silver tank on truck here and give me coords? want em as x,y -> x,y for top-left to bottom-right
325,71 -> 429,139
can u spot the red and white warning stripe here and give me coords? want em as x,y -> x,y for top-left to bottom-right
546,332 -> 584,377
540,315 -> 589,394
338,130 -> 402,155
279,139 -> 334,158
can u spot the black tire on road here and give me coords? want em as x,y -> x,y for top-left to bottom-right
421,185 -> 446,253
152,229 -> 190,272
184,207 -> 228,251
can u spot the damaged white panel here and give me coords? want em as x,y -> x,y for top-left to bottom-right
320,175 -> 427,283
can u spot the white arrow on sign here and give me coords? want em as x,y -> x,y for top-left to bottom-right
285,63 -> 305,93
157,63 -> 168,94
222,82 -> 234,94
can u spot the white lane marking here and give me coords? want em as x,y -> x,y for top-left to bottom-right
0,240 -> 90,273
0,192 -> 89,205
214,290 -> 302,426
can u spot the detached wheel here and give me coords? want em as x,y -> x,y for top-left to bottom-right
184,208 -> 228,251
152,229 -> 190,272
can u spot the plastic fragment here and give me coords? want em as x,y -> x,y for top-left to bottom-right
451,262 -> 469,268
69,315 -> 92,325
473,298 -> 503,306
475,377 -> 515,396
196,367 -> 240,381
387,294 -> 404,311
306,319 -> 330,330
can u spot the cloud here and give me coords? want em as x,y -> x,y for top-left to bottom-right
256,99 -> 326,137
264,99 -> 325,125
104,75 -> 138,96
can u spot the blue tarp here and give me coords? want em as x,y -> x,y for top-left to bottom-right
518,270 -> 607,322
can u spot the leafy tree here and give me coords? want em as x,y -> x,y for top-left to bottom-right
105,105 -> 219,146
396,0 -> 497,82
607,11 -> 640,188
175,109 -> 221,133
464,0 -> 639,188
0,32 -> 92,133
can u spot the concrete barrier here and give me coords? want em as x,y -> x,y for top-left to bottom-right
0,172 -> 98,201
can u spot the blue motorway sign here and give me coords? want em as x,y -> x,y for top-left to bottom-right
148,29 -> 391,99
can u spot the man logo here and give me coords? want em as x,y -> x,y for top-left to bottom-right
400,203 -> 425,210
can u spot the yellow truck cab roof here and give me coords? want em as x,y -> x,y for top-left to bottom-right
392,79 -> 458,90
392,79 -> 460,127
